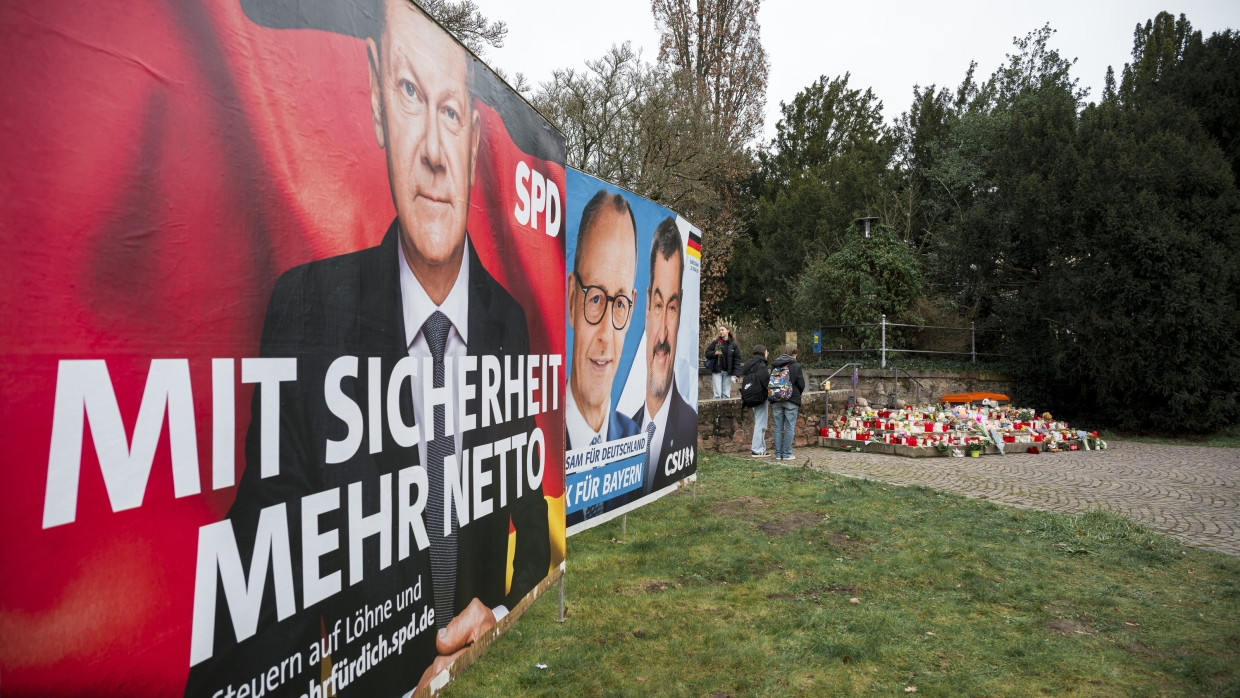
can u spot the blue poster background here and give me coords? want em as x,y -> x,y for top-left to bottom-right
564,169 -> 700,531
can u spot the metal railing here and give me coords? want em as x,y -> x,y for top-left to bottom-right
811,315 -> 1008,367
822,362 -> 862,405
887,366 -> 929,405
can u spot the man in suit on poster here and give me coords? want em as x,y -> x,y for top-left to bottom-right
564,190 -> 641,524
565,190 -> 641,452
632,217 -> 698,497
189,1 -> 549,695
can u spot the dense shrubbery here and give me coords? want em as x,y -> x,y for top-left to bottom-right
723,14 -> 1239,433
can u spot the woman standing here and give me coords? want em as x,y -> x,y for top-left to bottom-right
739,345 -> 771,457
705,324 -> 742,398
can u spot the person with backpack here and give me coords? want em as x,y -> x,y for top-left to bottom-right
740,345 -> 771,457
705,324 -> 742,398
768,343 -> 807,461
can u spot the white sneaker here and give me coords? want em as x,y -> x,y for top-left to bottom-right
784,455 -> 796,461
751,451 -> 770,458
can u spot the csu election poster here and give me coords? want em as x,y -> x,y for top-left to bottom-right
564,169 -> 702,536
0,0 -> 566,695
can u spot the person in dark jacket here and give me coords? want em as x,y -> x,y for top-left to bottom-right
740,345 -> 771,457
705,324 -> 742,398
769,343 -> 807,460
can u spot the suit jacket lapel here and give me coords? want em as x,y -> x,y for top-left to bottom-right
358,220 -> 409,358
358,222 -> 416,475
465,234 -> 497,357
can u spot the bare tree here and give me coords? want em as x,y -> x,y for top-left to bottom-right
535,44 -> 657,185
415,0 -> 507,55
651,0 -> 768,325
533,2 -> 769,326
651,0 -> 769,150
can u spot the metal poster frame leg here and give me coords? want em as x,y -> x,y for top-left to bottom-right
621,513 -> 627,544
558,573 -> 566,622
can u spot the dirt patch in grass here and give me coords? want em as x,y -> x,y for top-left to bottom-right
610,629 -> 652,643
1045,600 -> 1073,614
711,496 -> 770,520
1046,618 -> 1097,637
1121,642 -> 1166,659
1043,601 -> 1098,637
758,511 -> 823,536
611,580 -> 674,596
822,531 -> 868,552
714,497 -> 825,537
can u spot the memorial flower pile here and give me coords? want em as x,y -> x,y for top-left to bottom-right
819,402 -> 1106,454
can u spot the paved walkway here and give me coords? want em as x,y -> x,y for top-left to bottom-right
789,440 -> 1240,556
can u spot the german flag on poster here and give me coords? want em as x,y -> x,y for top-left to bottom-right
687,229 -> 702,259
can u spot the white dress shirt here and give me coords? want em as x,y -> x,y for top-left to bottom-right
566,386 -> 608,450
397,241 -> 510,625
398,241 -> 470,495
638,392 -> 672,493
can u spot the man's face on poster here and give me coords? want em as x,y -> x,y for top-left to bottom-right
569,206 -> 636,422
368,0 -> 480,269
645,250 -> 682,408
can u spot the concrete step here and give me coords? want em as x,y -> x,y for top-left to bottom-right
817,436 -> 1003,458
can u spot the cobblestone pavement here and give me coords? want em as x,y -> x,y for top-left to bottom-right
789,440 -> 1240,556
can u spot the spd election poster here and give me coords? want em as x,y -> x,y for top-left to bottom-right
563,169 -> 701,536
0,0 -> 566,695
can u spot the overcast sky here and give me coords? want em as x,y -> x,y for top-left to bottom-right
470,0 -> 1238,143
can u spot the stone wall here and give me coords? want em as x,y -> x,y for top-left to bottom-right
696,369 -> 1017,451
698,392 -> 828,454
699,368 -> 1015,409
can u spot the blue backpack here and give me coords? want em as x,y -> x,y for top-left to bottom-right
767,365 -> 793,402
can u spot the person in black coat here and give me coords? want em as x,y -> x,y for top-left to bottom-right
705,324 -> 742,398
739,345 -> 771,457
768,344 -> 807,460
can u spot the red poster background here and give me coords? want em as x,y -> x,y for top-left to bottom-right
0,1 -> 565,694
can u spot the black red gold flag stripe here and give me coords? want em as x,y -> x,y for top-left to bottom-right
687,229 -> 702,259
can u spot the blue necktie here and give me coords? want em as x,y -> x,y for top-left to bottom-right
421,311 -> 456,630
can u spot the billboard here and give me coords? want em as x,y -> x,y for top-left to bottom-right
563,169 -> 701,536
0,0 -> 566,695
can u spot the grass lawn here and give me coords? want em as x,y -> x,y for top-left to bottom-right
450,453 -> 1240,697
